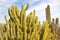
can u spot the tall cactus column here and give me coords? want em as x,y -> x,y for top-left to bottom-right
0,24 -> 3,40
46,5 -> 51,24
21,4 -> 27,40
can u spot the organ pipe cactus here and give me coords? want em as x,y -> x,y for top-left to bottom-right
0,3 -> 59,40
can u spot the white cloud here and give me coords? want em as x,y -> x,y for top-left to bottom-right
26,0 -> 60,24
0,0 -> 18,23
0,0 -> 60,24
0,0 -> 19,7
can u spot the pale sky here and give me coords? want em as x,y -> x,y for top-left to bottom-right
0,0 -> 60,24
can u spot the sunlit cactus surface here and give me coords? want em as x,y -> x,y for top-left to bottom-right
0,3 -> 59,40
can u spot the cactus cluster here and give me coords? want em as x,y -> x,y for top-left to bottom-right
0,3 -> 59,40
46,5 -> 59,40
